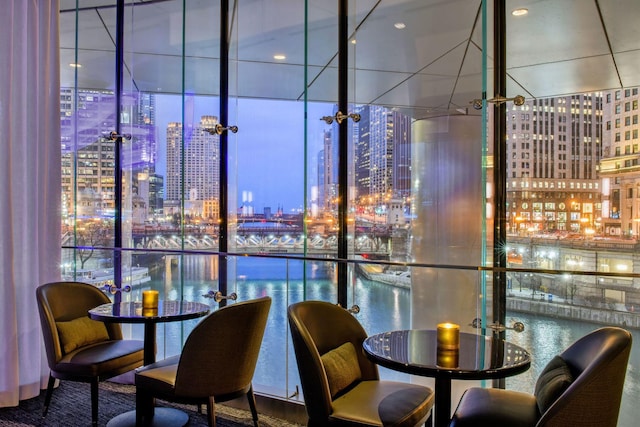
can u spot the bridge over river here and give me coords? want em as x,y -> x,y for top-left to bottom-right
130,225 -> 398,257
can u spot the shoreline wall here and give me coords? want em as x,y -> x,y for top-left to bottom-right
507,297 -> 640,329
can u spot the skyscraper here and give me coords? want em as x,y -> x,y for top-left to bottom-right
165,115 -> 220,204
506,94 -> 602,233
60,89 -> 158,218
600,88 -> 640,236
354,105 -> 412,203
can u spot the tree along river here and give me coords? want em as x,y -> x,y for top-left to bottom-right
139,255 -> 639,427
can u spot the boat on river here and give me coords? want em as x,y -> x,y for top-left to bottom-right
356,263 -> 411,289
63,266 -> 151,289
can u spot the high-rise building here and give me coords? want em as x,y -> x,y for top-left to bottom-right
599,88 -> 640,236
60,89 -> 159,219
506,94 -> 603,234
165,115 -> 220,205
354,105 -> 412,203
148,173 -> 164,213
318,130 -> 335,211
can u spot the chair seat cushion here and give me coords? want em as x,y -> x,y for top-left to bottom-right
135,355 -> 180,398
329,380 -> 433,427
449,387 -> 539,427
53,339 -> 144,377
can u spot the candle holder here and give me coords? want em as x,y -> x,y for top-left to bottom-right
142,290 -> 159,309
437,322 -> 460,350
437,348 -> 460,368
142,308 -> 158,317
436,322 -> 460,368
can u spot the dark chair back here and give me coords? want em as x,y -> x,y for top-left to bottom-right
537,326 -> 632,427
174,296 -> 272,399
36,281 -> 123,367
287,300 -> 380,422
36,281 -> 144,427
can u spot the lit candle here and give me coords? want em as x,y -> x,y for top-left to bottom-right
142,290 -> 159,309
437,322 -> 460,350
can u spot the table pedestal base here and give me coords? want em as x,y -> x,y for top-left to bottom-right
106,407 -> 189,427
434,378 -> 452,427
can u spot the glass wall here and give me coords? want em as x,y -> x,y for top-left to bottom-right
59,1 -> 640,424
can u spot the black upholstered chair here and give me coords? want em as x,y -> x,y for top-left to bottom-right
135,296 -> 272,427
288,300 -> 434,427
36,281 -> 145,427
449,326 -> 632,427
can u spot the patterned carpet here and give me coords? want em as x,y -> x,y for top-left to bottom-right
0,380 -> 303,426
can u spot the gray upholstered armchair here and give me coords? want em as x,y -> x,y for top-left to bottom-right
449,326 -> 632,427
288,300 -> 434,426
36,281 -> 145,427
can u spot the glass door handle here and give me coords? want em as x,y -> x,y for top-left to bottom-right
102,284 -> 132,294
204,124 -> 238,135
470,317 -> 525,332
337,303 -> 360,314
471,95 -> 525,110
320,111 -> 361,125
203,290 -> 238,303
106,131 -> 132,140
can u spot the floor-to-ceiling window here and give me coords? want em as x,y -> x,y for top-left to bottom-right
59,1 -> 640,425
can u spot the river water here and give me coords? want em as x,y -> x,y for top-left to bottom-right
142,255 -> 639,427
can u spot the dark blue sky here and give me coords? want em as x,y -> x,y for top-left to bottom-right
155,95 -> 333,212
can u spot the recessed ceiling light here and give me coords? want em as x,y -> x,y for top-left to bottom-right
273,54 -> 286,60
394,22 -> 406,29
512,8 -> 528,16
69,63 -> 82,68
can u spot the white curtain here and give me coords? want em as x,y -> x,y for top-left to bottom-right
0,0 -> 61,406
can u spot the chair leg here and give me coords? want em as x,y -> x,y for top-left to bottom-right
42,374 -> 56,417
207,395 -> 216,427
90,379 -> 99,427
247,385 -> 260,427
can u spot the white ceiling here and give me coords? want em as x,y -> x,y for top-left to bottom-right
59,0 -> 640,119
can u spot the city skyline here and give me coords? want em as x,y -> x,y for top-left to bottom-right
155,95 -> 333,213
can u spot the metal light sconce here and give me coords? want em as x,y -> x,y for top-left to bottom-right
471,94 -> 526,110
320,111 -> 361,125
204,124 -> 239,135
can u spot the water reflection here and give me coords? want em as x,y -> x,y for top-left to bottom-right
143,255 -> 638,427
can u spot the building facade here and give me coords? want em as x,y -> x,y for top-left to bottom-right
506,94 -> 603,235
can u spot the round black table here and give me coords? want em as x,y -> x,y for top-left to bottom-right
362,330 -> 531,427
89,300 -> 210,427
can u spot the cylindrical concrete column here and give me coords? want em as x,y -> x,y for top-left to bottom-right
411,115 -> 484,330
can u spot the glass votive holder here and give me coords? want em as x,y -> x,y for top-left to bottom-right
142,290 -> 159,309
437,348 -> 460,368
142,308 -> 158,317
437,322 -> 460,350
